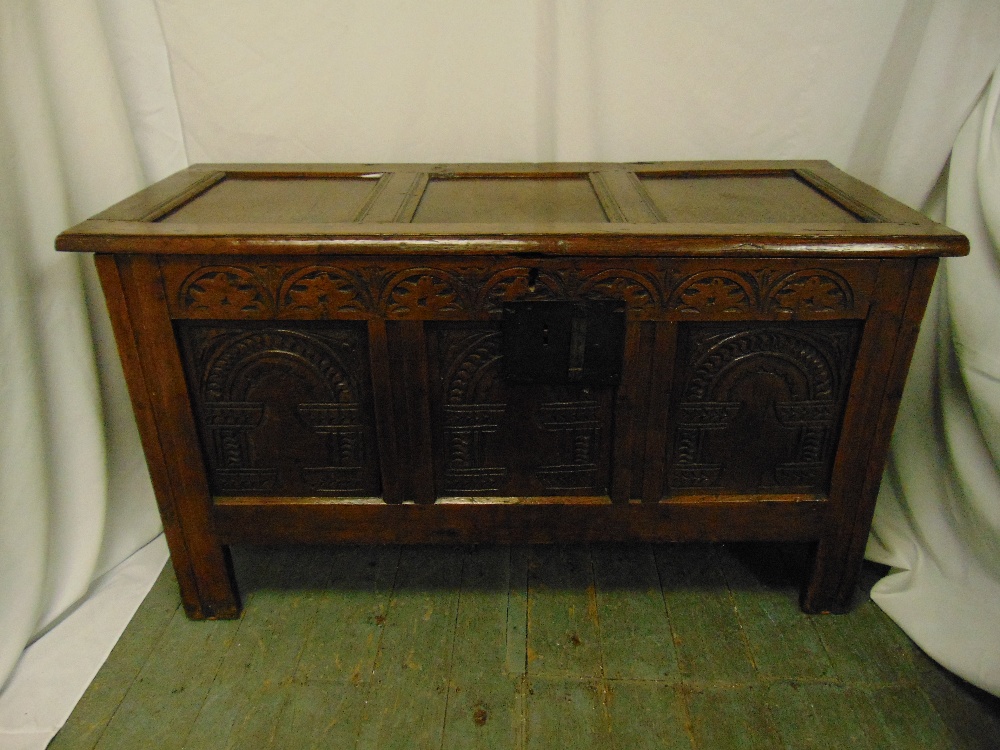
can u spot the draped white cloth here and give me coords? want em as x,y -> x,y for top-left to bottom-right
0,1 -> 178,745
1,2 -> 998,745
867,71 -> 1000,695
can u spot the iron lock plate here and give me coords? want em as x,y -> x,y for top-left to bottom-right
500,300 -> 626,386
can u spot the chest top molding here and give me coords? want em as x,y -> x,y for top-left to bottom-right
56,161 -> 968,259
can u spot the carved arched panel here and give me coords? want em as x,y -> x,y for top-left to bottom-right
177,322 -> 380,497
665,321 -> 860,495
429,324 -> 613,496
434,327 -> 508,493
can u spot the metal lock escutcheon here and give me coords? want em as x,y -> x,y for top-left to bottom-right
500,300 -> 626,386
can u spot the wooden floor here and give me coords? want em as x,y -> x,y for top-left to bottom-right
51,542 -> 1000,749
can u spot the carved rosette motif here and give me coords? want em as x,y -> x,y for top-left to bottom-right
667,322 -> 859,493
278,267 -> 370,317
382,269 -> 467,317
178,266 -> 273,317
479,267 -> 562,314
578,269 -> 660,312
179,324 -> 377,496
667,270 -> 755,315
768,269 -> 854,313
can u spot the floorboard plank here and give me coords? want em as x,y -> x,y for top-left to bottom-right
526,545 -> 603,679
294,545 -> 399,684
684,685 -> 782,750
443,672 -> 526,750
525,678 -> 612,750
862,685 -> 959,750
182,548 -> 335,749
591,543 -> 680,681
443,546 -> 525,749
271,681 -> 369,750
199,684 -> 286,750
719,544 -> 834,680
506,545 -> 530,676
654,544 -> 756,682
765,681 -> 876,750
354,546 -> 462,750
450,546 -> 511,674
812,597 -> 921,685
605,680 -> 693,750
90,607 -> 241,750
49,564 -> 180,750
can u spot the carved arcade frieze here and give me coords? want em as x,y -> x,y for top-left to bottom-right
162,258 -> 875,321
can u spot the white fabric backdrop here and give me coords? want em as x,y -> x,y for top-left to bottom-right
867,72 -> 1000,694
1,2 -> 998,745
0,0 -> 178,745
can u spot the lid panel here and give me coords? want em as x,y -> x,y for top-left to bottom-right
158,176 -> 379,223
55,162 -> 969,259
639,173 -> 863,223
411,176 -> 608,223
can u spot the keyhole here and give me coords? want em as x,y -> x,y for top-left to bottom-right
542,323 -> 549,347
527,267 -> 539,292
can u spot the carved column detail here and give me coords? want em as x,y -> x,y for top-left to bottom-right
534,400 -> 601,490
437,329 -> 508,493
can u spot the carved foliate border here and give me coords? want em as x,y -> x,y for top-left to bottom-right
162,258 -> 876,321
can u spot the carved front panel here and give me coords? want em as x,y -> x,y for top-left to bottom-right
164,256 -> 875,503
429,325 -> 613,497
176,322 -> 380,497
665,321 -> 861,496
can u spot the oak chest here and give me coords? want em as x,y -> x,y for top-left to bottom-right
57,161 -> 967,617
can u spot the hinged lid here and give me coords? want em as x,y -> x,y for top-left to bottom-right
56,161 -> 968,258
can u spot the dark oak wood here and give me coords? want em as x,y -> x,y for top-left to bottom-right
97,255 -> 239,618
211,496 -> 828,545
805,258 -> 940,612
59,162 -> 967,618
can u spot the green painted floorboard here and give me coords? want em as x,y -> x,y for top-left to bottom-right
655,544 -> 757,683
718,544 -> 834,681
525,677 -> 612,749
442,546 -> 525,750
526,545 -> 603,679
353,546 -> 462,750
51,543 -> 1000,750
592,543 -> 680,681
605,680 -> 692,750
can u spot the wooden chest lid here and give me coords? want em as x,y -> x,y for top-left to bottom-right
56,161 -> 968,258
